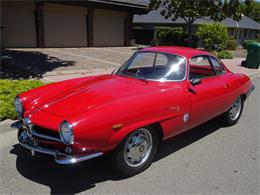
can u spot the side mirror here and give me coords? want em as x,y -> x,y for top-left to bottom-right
190,78 -> 201,86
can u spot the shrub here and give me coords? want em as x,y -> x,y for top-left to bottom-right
155,26 -> 199,48
0,80 -> 44,121
156,27 -> 188,46
225,38 -> 238,50
210,51 -> 218,56
217,50 -> 234,59
196,23 -> 228,51
242,39 -> 258,49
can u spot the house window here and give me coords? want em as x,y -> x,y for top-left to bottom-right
244,29 -> 247,38
228,28 -> 234,37
234,29 -> 237,39
239,29 -> 243,39
255,30 -> 258,38
249,30 -> 252,38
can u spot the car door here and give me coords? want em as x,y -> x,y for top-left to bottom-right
208,56 -> 234,109
188,55 -> 229,129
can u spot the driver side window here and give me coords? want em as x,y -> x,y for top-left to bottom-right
189,56 -> 214,80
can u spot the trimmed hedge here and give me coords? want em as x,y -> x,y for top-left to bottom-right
0,80 -> 44,121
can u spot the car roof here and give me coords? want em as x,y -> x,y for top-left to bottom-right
141,46 -> 210,59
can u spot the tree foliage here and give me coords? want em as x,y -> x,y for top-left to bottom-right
148,0 -> 243,46
242,0 -> 260,22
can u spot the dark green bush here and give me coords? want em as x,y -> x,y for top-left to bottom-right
225,38 -> 238,50
242,40 -> 258,49
155,26 -> 199,48
0,79 -> 44,121
196,23 -> 228,51
156,27 -> 188,46
217,50 -> 234,59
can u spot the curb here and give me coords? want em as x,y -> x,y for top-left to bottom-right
248,72 -> 260,79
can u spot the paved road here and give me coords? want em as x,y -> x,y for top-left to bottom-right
0,79 -> 259,194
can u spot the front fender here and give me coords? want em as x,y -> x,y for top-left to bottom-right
106,111 -> 186,150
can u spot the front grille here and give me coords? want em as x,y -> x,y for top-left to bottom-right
33,125 -> 60,139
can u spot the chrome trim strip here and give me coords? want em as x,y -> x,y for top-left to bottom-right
31,129 -> 62,143
55,152 -> 104,164
11,121 -> 62,143
19,141 -> 104,164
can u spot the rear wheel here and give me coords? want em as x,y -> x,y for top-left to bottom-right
110,127 -> 159,176
220,96 -> 244,126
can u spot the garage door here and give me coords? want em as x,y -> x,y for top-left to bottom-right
44,3 -> 87,47
1,2 -> 37,48
93,9 -> 126,47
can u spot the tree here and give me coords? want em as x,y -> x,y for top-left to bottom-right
241,0 -> 260,22
149,0 -> 243,47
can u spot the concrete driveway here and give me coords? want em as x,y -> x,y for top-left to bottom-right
1,47 -> 136,81
0,78 -> 259,194
1,47 -> 259,82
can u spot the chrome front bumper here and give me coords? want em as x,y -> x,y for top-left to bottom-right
13,122 -> 103,164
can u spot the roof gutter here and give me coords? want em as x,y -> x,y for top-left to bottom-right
47,0 -> 148,14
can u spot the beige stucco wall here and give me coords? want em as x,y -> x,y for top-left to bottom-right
1,1 -> 37,48
93,9 -> 126,46
44,3 -> 88,47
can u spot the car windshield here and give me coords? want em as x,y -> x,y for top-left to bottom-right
116,51 -> 186,81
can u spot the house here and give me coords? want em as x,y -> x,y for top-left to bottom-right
0,0 -> 147,48
134,9 -> 260,45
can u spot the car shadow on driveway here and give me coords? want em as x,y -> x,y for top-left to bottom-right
10,118 -> 224,194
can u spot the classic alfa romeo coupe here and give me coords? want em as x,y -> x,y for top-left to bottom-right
13,47 -> 254,176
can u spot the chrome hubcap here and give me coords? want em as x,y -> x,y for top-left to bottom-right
124,128 -> 153,167
229,97 -> 242,120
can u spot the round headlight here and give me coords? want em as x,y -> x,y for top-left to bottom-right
59,121 -> 74,145
14,96 -> 23,115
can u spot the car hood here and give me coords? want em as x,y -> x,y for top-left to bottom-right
36,75 -> 157,117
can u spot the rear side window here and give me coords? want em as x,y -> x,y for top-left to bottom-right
155,53 -> 168,66
189,56 -> 214,79
209,56 -> 225,75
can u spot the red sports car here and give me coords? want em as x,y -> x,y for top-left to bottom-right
13,47 -> 254,176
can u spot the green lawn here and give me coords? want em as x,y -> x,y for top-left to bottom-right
0,79 -> 44,121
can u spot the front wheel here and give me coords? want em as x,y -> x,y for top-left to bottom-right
110,127 -> 159,176
220,96 -> 244,126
